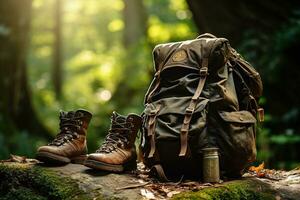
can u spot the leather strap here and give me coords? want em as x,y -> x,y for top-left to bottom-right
151,164 -> 185,183
179,58 -> 209,157
152,164 -> 170,182
146,57 -> 166,103
146,70 -> 161,103
257,108 -> 264,122
148,104 -> 161,158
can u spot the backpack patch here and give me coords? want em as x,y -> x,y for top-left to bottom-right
172,50 -> 187,62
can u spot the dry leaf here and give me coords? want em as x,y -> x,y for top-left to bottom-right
10,154 -> 27,163
140,188 -> 156,199
249,162 -> 265,173
257,172 -> 266,178
0,154 -> 39,164
167,190 -> 181,198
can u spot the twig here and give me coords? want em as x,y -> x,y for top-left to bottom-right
116,182 -> 150,190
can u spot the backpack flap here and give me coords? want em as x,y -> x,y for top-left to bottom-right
219,110 -> 256,124
144,35 -> 231,104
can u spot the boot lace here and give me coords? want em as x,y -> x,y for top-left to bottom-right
96,117 -> 133,153
49,112 -> 83,146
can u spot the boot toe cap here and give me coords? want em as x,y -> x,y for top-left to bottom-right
37,145 -> 61,155
87,153 -> 121,165
87,153 -> 105,161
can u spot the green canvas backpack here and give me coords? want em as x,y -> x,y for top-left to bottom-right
140,33 -> 263,181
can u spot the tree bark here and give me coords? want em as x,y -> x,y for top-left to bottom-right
0,0 -> 51,138
53,0 -> 63,99
186,0 -> 300,46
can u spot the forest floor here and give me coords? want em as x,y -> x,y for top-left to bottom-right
0,155 -> 300,200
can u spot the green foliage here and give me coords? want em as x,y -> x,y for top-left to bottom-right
236,11 -> 300,169
0,127 -> 47,160
21,0 -> 197,157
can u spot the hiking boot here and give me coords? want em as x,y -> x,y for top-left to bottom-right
36,109 -> 92,164
84,111 -> 142,172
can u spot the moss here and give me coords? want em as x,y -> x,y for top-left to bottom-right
0,186 -> 47,200
0,163 -> 92,200
172,179 -> 276,200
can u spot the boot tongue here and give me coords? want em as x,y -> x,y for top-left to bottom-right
111,111 -> 126,128
60,110 -> 75,118
67,111 -> 75,118
75,109 -> 92,119
60,109 -> 92,119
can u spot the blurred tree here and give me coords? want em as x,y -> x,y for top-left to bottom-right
110,0 -> 148,111
123,0 -> 147,47
0,0 -> 50,138
53,0 -> 63,99
186,0 -> 300,46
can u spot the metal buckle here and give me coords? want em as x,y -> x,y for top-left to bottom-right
180,128 -> 188,133
200,67 -> 208,76
185,107 -> 194,115
150,110 -> 157,115
154,71 -> 160,77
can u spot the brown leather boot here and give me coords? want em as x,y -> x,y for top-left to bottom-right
36,109 -> 92,164
84,111 -> 142,172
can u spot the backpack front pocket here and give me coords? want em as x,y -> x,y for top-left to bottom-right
213,110 -> 257,175
141,97 -> 209,172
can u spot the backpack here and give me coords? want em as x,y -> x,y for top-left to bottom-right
140,33 -> 263,181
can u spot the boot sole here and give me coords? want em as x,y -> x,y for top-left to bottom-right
36,152 -> 87,165
84,158 -> 137,172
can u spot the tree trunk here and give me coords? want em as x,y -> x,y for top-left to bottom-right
186,0 -> 299,46
123,0 -> 147,48
53,0 -> 63,99
186,0 -> 300,167
0,0 -> 51,138
110,0 -> 148,111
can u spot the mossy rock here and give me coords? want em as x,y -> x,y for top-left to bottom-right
1,163 -> 300,200
172,179 -> 275,200
0,163 -> 91,200
0,163 -> 141,200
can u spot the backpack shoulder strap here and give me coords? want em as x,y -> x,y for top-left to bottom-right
145,63 -> 163,103
179,37 -> 221,157
179,57 -> 209,156
144,45 -> 166,104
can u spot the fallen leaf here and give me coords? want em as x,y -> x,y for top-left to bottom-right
167,190 -> 181,198
140,188 -> 156,199
257,172 -> 266,178
249,162 -> 265,173
0,154 -> 39,164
